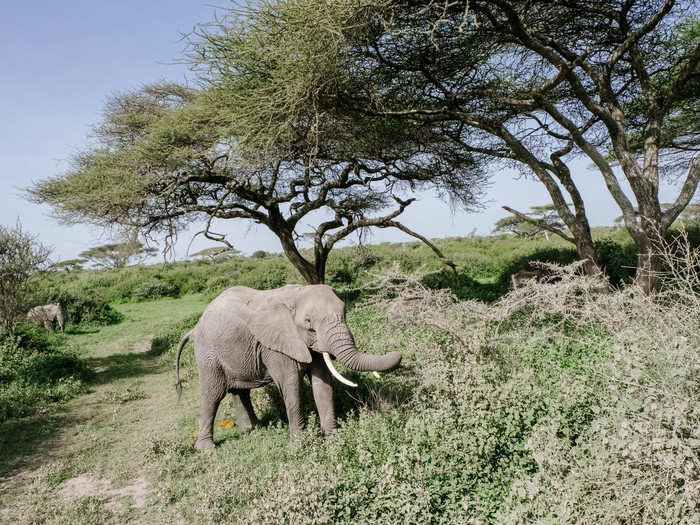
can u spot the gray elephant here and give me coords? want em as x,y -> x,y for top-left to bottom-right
175,284 -> 402,450
27,303 -> 65,333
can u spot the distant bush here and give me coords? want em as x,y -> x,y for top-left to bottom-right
204,274 -> 239,296
594,237 -> 637,286
238,260 -> 291,290
0,330 -> 90,420
151,313 -> 201,359
250,250 -> 268,259
55,290 -> 123,327
131,279 -> 180,301
497,246 -> 579,290
33,228 -> 700,309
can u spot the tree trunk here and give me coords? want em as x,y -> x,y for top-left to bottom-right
571,224 -> 603,279
271,221 -> 324,284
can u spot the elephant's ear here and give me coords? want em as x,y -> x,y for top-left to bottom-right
248,303 -> 312,363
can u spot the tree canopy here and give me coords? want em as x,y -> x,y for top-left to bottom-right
31,77 -> 485,282
198,0 -> 699,291
29,0 -> 699,291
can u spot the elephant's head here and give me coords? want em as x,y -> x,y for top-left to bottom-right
248,285 -> 401,386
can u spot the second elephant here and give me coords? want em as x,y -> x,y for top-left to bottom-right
27,303 -> 65,333
175,284 -> 402,449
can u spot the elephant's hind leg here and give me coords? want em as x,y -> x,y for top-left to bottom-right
196,367 -> 226,451
234,390 -> 259,431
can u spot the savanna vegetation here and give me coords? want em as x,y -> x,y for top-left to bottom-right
3,0 -> 699,523
1,231 -> 699,523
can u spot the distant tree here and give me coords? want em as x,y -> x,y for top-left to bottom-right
494,204 -> 568,240
48,258 -> 87,272
0,223 -> 51,339
250,250 -> 269,259
79,241 -> 157,269
190,246 -> 240,262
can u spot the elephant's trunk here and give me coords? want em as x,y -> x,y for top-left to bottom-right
319,317 -> 402,373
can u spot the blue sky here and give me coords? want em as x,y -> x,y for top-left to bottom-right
0,1 -> 691,263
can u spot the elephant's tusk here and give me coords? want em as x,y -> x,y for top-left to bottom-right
322,352 -> 358,388
372,371 -> 381,379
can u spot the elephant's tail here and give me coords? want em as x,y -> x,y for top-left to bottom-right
175,330 -> 194,402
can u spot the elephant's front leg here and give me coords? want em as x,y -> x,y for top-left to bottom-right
308,353 -> 337,435
265,352 -> 305,437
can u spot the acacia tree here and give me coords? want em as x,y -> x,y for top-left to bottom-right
218,0 -> 698,292
366,0 -> 700,292
79,241 -> 158,269
31,83 -> 484,284
494,204 -> 567,240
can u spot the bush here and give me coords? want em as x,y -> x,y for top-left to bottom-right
156,261 -> 699,524
0,332 -> 91,420
594,237 -> 637,286
131,279 -> 180,301
204,274 -> 239,296
238,260 -> 291,290
56,290 -> 123,327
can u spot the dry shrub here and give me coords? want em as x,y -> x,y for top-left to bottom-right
369,242 -> 700,523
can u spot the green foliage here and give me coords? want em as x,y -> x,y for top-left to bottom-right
35,231 -> 697,309
131,279 -> 180,301
237,259 -> 293,291
150,314 -> 201,359
48,288 -> 123,327
593,237 -> 637,286
0,329 -> 90,421
0,223 -> 51,338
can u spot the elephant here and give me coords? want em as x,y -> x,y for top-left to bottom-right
27,303 -> 65,333
175,284 -> 402,450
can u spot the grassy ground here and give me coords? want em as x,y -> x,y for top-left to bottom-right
0,294 -> 210,524
1,234 -> 698,523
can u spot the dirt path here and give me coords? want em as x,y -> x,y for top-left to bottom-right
0,296 -> 207,524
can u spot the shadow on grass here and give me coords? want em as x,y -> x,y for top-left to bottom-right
65,326 -> 100,335
0,411 -> 74,480
88,342 -> 168,386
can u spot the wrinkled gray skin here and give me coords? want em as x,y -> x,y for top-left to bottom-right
27,303 -> 65,333
175,284 -> 402,450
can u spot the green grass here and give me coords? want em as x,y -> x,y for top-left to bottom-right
34,227 -> 648,308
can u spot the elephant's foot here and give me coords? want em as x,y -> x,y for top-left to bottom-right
194,437 -> 215,451
321,422 -> 338,436
237,421 -> 258,433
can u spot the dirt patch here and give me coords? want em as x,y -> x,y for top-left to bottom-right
132,335 -> 154,354
58,473 -> 148,511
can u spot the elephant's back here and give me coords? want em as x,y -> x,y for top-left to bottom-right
192,283 -> 305,338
